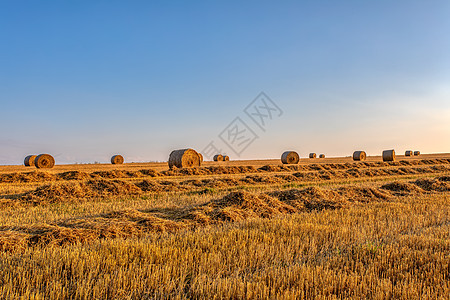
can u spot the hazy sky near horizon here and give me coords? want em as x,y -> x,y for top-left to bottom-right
1,1 -> 449,165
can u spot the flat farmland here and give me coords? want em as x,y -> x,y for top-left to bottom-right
0,154 -> 449,299
1,153 -> 448,174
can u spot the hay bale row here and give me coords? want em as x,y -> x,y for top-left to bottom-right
169,149 -> 201,169
281,151 -> 299,164
213,154 -> 230,162
20,147 -> 421,170
111,155 -> 124,165
352,149 -> 421,161
382,149 -> 396,162
353,151 -> 366,161
24,154 -> 55,168
405,150 -> 421,157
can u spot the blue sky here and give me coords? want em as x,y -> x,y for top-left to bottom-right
1,1 -> 449,164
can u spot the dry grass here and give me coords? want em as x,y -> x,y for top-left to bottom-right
0,192 -> 448,299
2,158 -> 449,184
1,158 -> 449,208
0,155 -> 448,299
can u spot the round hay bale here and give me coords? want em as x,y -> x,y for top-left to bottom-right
111,155 -> 124,165
414,151 -> 420,156
169,149 -> 201,169
382,149 -> 396,162
24,155 -> 37,167
223,155 -> 230,161
309,153 -> 316,159
35,154 -> 55,169
353,151 -> 366,161
198,153 -> 204,162
281,151 -> 299,164
405,150 -> 413,157
319,154 -> 325,158
213,154 -> 224,162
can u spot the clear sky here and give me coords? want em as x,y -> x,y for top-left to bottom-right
1,1 -> 449,165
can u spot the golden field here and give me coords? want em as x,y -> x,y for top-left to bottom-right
0,153 -> 449,299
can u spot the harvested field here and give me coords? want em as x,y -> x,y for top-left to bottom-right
0,154 -> 448,299
4,4 -> 449,298
0,160 -> 449,206
1,153 -> 447,174
2,175 -> 449,249
2,157 -> 449,184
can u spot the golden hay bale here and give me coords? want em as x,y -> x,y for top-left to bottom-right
169,149 -> 201,169
319,154 -> 325,158
405,150 -> 413,156
111,155 -> 124,165
35,154 -> 55,169
213,154 -> 224,162
414,151 -> 420,156
223,155 -> 230,161
198,153 -> 204,162
353,151 -> 367,161
281,151 -> 299,164
382,149 -> 396,162
309,153 -> 316,159
24,155 -> 37,167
